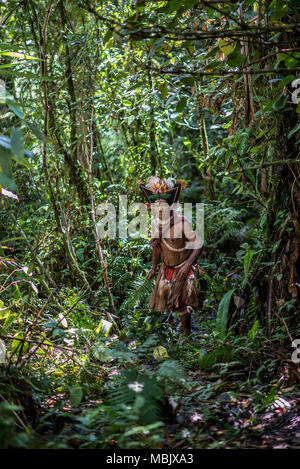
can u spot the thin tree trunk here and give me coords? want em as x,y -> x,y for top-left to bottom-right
84,40 -> 119,330
58,0 -> 90,207
41,1 -> 90,290
88,103 -> 118,329
238,6 -> 255,126
147,62 -> 157,175
197,89 -> 214,201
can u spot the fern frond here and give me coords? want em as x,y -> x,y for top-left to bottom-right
239,126 -> 251,155
121,277 -> 154,311
107,369 -> 163,425
137,334 -> 159,356
247,288 -> 258,319
156,359 -> 186,382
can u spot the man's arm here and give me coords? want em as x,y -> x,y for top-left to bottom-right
175,244 -> 202,283
186,245 -> 202,266
146,243 -> 161,279
176,219 -> 203,281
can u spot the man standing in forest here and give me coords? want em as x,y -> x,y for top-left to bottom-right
139,176 -> 203,334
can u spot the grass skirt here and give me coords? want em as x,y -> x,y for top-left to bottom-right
149,264 -> 198,312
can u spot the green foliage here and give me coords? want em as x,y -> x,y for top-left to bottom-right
107,368 -> 163,426
0,0 -> 299,450
198,345 -> 235,370
156,359 -> 186,382
216,289 -> 235,339
121,277 -> 154,312
0,401 -> 31,449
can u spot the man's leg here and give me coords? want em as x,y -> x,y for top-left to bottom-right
179,306 -> 192,334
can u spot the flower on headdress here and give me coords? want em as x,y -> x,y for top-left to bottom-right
146,175 -> 168,194
144,175 -> 184,194
153,182 -> 167,194
165,177 -> 175,189
145,175 -> 160,192
176,179 -> 188,189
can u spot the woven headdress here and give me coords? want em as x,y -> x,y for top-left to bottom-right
139,176 -> 184,206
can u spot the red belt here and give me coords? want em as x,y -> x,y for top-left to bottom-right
162,263 -> 203,281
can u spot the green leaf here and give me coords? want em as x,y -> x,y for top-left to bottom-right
284,57 -> 299,68
288,123 -> 300,138
0,172 -> 18,192
153,345 -> 168,361
2,313 -> 17,331
0,146 -> 13,178
269,74 -> 294,95
12,332 -> 24,352
69,386 -> 83,407
0,69 -> 53,81
218,38 -> 235,56
148,36 -> 166,59
216,289 -> 235,339
272,95 -> 287,110
0,135 -> 11,151
0,51 -> 39,60
103,29 -> 113,45
204,46 -> 219,59
156,360 -> 186,381
0,43 -> 21,51
0,134 -> 33,159
11,127 -> 24,162
0,63 -> 19,69
248,320 -> 259,340
158,82 -> 168,100
227,45 -> 245,67
263,92 -> 286,113
270,3 -> 287,20
160,0 -> 199,14
26,121 -> 46,144
176,98 -> 187,112
5,94 -> 24,119
244,250 -> 255,284
0,301 -> 12,320
0,145 -> 17,191
180,77 -> 195,86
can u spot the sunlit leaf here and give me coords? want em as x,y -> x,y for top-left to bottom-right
153,345 -> 168,361
69,386 -> 83,407
11,127 -> 24,162
0,51 -> 39,60
0,339 -> 6,364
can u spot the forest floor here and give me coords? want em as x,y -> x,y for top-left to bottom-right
163,317 -> 300,449
9,307 -> 296,450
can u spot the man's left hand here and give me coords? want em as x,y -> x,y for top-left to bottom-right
176,263 -> 191,283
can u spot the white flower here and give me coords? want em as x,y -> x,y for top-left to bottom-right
128,381 -> 144,393
58,313 -> 68,328
181,429 -> 191,438
165,177 -> 175,188
190,412 -> 203,422
128,341 -> 137,350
